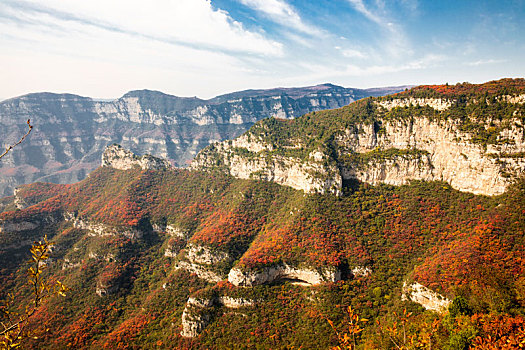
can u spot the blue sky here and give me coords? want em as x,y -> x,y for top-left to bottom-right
0,0 -> 523,100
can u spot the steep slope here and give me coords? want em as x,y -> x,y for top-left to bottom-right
0,139 -> 524,348
193,78 -> 525,196
0,84 -> 406,196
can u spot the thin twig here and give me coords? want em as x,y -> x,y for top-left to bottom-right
0,120 -> 33,160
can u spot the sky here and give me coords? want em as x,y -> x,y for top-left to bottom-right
0,0 -> 524,100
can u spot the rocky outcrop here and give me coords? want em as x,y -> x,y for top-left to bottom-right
64,212 -> 143,239
96,281 -> 118,297
62,258 -> 80,270
181,295 -> 255,337
180,297 -> 215,337
173,244 -> 231,282
13,188 -> 28,209
192,145 -> 342,195
174,261 -> 223,283
351,266 -> 372,277
377,98 -> 452,111
342,153 -> 434,187
101,144 -> 170,171
402,281 -> 450,314
186,244 -> 230,265
227,264 -> 341,287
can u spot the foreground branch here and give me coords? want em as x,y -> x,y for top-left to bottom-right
0,120 -> 33,160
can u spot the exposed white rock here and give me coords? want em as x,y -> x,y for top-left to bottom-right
186,244 -> 230,265
62,258 -> 80,270
342,154 -> 435,187
166,225 -> 188,238
351,266 -> 372,277
96,283 -> 118,297
218,296 -> 255,308
65,212 -> 143,239
228,264 -> 341,287
501,94 -> 525,104
152,223 -> 189,239
180,299 -> 214,337
192,96 -> 524,197
101,144 -> 170,171
180,295 -> 255,337
13,187 -> 28,209
402,281 -> 450,314
337,118 -> 525,195
164,247 -> 178,257
94,97 -> 165,126
192,144 -> 342,195
175,261 -> 223,283
229,134 -> 273,153
377,98 -> 452,111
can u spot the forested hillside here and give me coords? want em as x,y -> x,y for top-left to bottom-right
0,79 -> 523,349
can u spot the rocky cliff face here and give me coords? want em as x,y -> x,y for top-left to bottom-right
193,92 -> 525,196
191,141 -> 342,195
101,144 -> 170,170
227,264 -> 341,287
402,281 -> 451,314
0,85 -> 405,196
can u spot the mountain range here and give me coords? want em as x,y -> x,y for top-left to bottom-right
0,84 -> 408,196
0,79 -> 524,349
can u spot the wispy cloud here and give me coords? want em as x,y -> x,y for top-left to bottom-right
467,59 -> 507,66
238,0 -> 322,36
345,0 -> 412,59
295,53 -> 445,83
347,0 -> 383,25
1,0 -> 283,56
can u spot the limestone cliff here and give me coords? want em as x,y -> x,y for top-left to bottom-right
402,281 -> 451,314
227,264 -> 341,287
181,295 -> 255,337
101,144 -> 170,171
193,87 -> 525,196
191,141 -> 342,195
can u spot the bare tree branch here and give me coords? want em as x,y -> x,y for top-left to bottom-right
0,120 -> 33,160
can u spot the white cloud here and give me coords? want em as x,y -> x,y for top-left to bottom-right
2,0 -> 283,56
342,48 -> 367,58
347,0 -> 383,25
238,0 -> 321,36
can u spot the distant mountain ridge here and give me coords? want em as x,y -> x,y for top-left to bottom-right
0,83 -> 408,195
